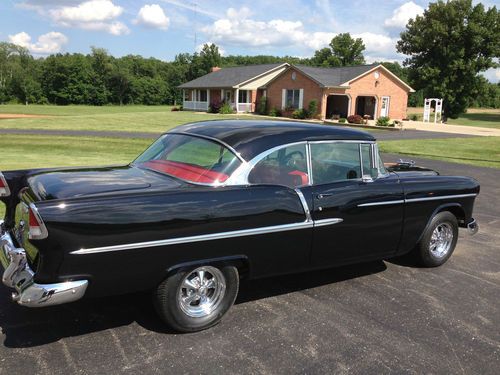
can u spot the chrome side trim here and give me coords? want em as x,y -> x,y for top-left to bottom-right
405,193 -> 477,203
358,200 -> 405,207
314,218 -> 344,227
71,221 -> 314,255
295,189 -> 312,222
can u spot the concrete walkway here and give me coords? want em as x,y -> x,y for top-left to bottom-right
402,120 -> 500,137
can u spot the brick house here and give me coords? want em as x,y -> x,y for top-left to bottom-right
179,63 -> 414,120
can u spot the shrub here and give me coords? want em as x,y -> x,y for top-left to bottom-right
257,96 -> 268,115
338,118 -> 347,123
171,107 -> 180,111
376,116 -> 391,126
308,99 -> 318,118
268,107 -> 282,117
209,100 -> 223,113
347,114 -> 363,124
409,114 -> 419,121
219,102 -> 234,114
292,108 -> 308,119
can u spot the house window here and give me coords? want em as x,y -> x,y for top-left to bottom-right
197,90 -> 207,102
238,90 -> 250,103
184,90 -> 191,101
286,89 -> 301,109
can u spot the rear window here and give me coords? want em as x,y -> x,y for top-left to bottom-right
134,134 -> 242,184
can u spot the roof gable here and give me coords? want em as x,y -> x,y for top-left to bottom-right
178,63 -> 288,89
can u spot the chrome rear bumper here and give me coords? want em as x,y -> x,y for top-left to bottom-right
467,218 -> 479,235
0,220 -> 88,307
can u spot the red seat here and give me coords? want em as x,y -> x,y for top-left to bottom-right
143,160 -> 229,184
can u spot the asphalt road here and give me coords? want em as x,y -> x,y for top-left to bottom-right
0,156 -> 499,374
0,127 -> 475,140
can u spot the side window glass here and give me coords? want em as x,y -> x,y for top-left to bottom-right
360,143 -> 378,179
310,143 -> 361,185
248,144 -> 309,187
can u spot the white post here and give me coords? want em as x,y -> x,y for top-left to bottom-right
207,90 -> 210,111
182,89 -> 185,108
235,88 -> 239,112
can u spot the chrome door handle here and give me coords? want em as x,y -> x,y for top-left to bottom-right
317,193 -> 332,199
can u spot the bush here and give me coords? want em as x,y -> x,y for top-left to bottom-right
338,118 -> 347,123
376,116 -> 391,126
171,107 -> 180,111
209,100 -> 223,113
308,99 -> 318,118
347,114 -> 363,124
409,114 -> 419,121
292,108 -> 308,119
268,107 -> 282,117
257,96 -> 268,115
219,102 -> 234,114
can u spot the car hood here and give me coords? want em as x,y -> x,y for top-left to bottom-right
26,165 -> 183,200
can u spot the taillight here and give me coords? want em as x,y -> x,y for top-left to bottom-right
0,172 -> 10,197
28,203 -> 48,240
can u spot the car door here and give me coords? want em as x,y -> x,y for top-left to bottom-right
299,141 -> 404,267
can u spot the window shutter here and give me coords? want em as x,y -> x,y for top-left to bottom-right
282,89 -> 286,109
299,89 -> 304,110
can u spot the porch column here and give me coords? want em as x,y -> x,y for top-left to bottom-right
235,88 -> 239,112
182,89 -> 185,108
207,89 -> 210,111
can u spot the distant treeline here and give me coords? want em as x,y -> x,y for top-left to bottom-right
0,42 -> 498,108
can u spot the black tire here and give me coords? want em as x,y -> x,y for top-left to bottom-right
153,265 -> 239,332
413,211 -> 458,267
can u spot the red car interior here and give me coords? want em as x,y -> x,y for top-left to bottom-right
143,160 -> 229,184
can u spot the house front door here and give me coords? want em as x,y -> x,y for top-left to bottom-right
380,96 -> 390,117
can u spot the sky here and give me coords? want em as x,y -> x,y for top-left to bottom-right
0,0 -> 498,82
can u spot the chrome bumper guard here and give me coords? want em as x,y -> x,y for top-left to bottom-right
467,219 -> 478,236
0,220 -> 88,307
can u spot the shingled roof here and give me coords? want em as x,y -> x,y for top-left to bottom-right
293,64 -> 377,87
178,63 -> 287,89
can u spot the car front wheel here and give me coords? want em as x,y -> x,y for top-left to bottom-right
154,265 -> 239,332
414,211 -> 458,267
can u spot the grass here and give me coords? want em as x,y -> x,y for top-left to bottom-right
0,134 -> 152,171
406,107 -> 500,129
0,104 -> 261,133
379,136 -> 500,169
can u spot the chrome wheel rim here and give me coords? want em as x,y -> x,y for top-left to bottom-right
429,223 -> 454,258
178,266 -> 226,318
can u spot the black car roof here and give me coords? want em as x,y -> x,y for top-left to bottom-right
170,120 -> 375,161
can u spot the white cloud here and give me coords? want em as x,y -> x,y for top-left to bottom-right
384,1 -> 424,29
482,67 -> 500,83
8,31 -> 68,54
202,7 -> 335,51
48,0 -> 129,35
134,4 -> 170,30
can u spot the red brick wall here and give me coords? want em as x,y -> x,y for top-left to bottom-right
266,67 -> 323,115
267,66 -> 410,120
346,68 -> 409,120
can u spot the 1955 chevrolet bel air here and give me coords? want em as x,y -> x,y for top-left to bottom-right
0,120 -> 479,332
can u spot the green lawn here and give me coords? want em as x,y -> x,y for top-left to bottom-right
379,136 -> 500,168
0,104 -> 261,133
407,108 -> 500,129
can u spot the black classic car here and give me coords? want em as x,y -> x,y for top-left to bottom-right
1,120 -> 479,332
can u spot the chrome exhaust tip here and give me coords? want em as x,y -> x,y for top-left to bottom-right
467,219 -> 478,235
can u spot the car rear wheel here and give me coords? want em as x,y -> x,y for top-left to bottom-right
153,265 -> 239,332
414,211 -> 458,267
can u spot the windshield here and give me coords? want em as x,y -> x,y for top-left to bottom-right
134,134 -> 242,184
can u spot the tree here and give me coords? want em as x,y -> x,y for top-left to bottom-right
310,33 -> 366,67
397,0 -> 500,119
